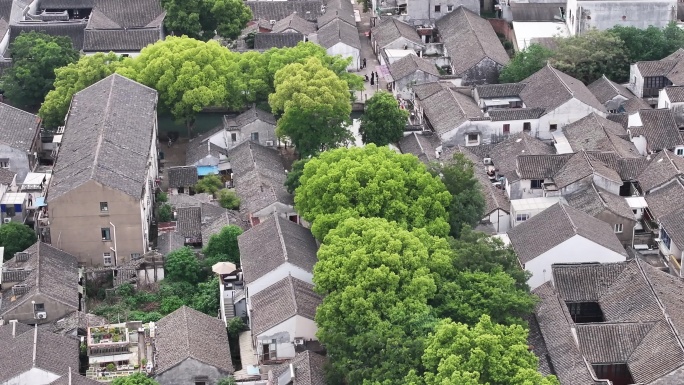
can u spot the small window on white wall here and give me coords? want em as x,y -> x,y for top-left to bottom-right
466,133 -> 479,145
516,214 -> 529,222
614,223 -> 623,233
676,148 -> 684,156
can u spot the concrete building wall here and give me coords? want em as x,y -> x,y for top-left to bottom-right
5,367 -> 60,385
459,57 -> 504,86
394,70 -> 440,99
246,264 -> 313,297
628,64 -> 645,98
2,292 -> 77,325
486,209 -> 510,234
536,98 -> 605,140
327,42 -> 360,71
0,144 -> 32,183
568,0 -> 676,36
403,0 -> 480,25
594,210 -> 635,247
154,357 -> 231,385
49,180 -> 145,267
255,315 -> 317,361
226,121 -> 277,150
524,235 -> 627,289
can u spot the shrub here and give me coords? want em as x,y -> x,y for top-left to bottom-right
218,189 -> 240,209
158,203 -> 172,222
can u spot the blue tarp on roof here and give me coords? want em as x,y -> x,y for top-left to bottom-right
197,165 -> 218,176
35,197 -> 46,207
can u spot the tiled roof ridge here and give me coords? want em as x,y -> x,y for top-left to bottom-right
412,132 -> 425,156
89,75 -> 117,181
603,74 -> 621,96
181,306 -> 193,357
666,150 -> 681,173
274,214 -> 289,262
590,183 -> 608,210
447,88 -> 468,118
559,202 -> 578,234
548,62 -> 573,97
287,273 -> 298,314
461,7 -> 486,63
635,259 -> 684,353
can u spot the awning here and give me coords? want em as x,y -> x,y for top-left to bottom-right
35,197 -> 46,207
197,165 -> 218,176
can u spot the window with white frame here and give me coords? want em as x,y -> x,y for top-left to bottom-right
614,223 -> 623,233
516,213 -> 529,222
466,133 -> 479,145
676,148 -> 684,156
103,252 -> 112,266
101,227 -> 111,241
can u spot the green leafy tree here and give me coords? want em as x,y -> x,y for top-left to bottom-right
450,226 -> 530,288
1,31 -> 79,107
284,158 -> 310,194
608,25 -> 668,63
161,0 -> 251,41
39,52 -> 121,129
359,91 -> 408,146
117,37 -> 243,136
165,247 -> 201,284
158,203 -> 173,222
159,295 -> 186,314
217,378 -> 237,385
195,174 -> 223,194
191,276 -> 220,315
0,222 -> 37,261
218,189 -> 240,209
269,57 -> 353,157
552,29 -> 629,83
405,316 -> 559,385
663,21 -> 684,53
428,153 -> 485,238
295,145 -> 451,240
111,372 -> 160,385
203,225 -> 243,266
160,0 -> 206,40
210,0 -> 253,40
314,217 -> 447,384
499,44 -> 554,83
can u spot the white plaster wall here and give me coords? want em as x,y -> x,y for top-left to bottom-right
658,88 -> 672,109
525,235 -> 627,289
247,264 -> 313,297
536,98 -> 605,140
577,0 -> 676,34
630,135 -> 648,156
628,64 -> 644,98
208,131 -> 227,149
327,43 -> 360,71
5,368 -> 60,385
487,209 -> 510,234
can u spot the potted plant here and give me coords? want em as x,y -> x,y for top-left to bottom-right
106,363 -> 115,373
141,358 -> 147,367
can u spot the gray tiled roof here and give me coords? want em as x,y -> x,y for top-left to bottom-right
254,32 -> 304,49
201,207 -> 250,248
637,59 -> 678,78
48,74 -> 157,201
436,6 -> 509,76
250,275 -> 321,336
415,83 -> 484,137
491,132 -> 554,176
661,207 -> 684,249
246,1 -> 322,22
0,102 -> 40,152
487,107 -> 545,121
370,17 -> 422,49
0,242 -> 79,316
629,109 -> 684,152
226,141 -> 293,214
48,372 -> 104,385
156,231 -> 186,256
224,106 -> 276,130
238,214 -> 318,284
515,153 -> 573,179
645,180 -> 684,220
316,18 -> 360,49
0,168 -> 16,185
40,311 -> 107,338
91,0 -> 164,29
155,306 -> 234,374
398,132 -> 442,164
39,0 -> 96,8
587,75 -> 634,104
637,150 -> 684,193
552,151 -> 622,188
8,21 -> 86,53
83,28 -> 160,52
271,13 -> 316,35
167,166 -> 197,188
520,64 -> 607,114
565,184 -> 635,221
317,0 -> 355,27
530,283 -> 601,385
269,350 -> 327,385
508,203 -> 627,264
621,96 -> 652,114
665,86 -> 684,103
176,206 -> 201,238
563,113 -> 640,158
186,138 -> 226,167
606,113 -> 629,128
83,0 -> 164,52
460,147 -> 511,214
388,53 -> 439,81
0,325 -> 80,382
475,83 -> 526,99
542,259 -> 684,384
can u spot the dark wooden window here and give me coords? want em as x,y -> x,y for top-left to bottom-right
530,179 -> 543,189
523,122 -> 531,132
567,302 -> 604,323
503,124 -> 510,134
434,5 -> 441,12
549,124 -> 558,131
592,364 -> 634,385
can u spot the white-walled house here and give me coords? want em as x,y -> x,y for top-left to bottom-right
315,18 -> 361,71
509,196 -> 564,228
564,0 -> 677,36
627,109 -> 684,154
249,275 -> 321,363
238,214 -> 318,297
588,74 -> 650,114
628,49 -> 684,101
370,17 -> 424,56
507,202 -> 628,289
389,53 -> 440,99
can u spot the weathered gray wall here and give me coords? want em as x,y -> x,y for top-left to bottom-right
460,57 -> 503,86
155,358 -> 232,385
0,144 -> 31,183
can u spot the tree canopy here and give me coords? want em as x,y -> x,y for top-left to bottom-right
218,189 -> 240,209
111,373 -> 160,385
1,31 -> 79,107
284,158 -> 310,194
405,316 -> 559,385
0,222 -> 38,261
195,174 -> 224,194
39,53 -> 122,129
161,0 -> 252,40
551,29 -> 629,84
203,225 -> 243,267
360,91 -> 409,146
428,153 -> 485,238
314,217 -> 446,384
165,247 -> 201,284
499,44 -> 554,83
295,145 -> 451,240
269,57 -> 353,157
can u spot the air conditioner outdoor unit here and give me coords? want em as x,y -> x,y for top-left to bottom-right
294,338 -> 305,345
270,19 -> 276,25
483,158 -> 493,165
35,312 -> 47,320
3,218 -> 11,224
266,140 -> 274,146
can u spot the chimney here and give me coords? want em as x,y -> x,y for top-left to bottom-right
68,367 -> 72,385
290,363 -> 296,379
10,319 -> 17,337
32,324 -> 38,366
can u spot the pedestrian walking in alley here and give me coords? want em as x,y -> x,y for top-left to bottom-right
363,58 -> 367,68
370,74 -> 375,86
